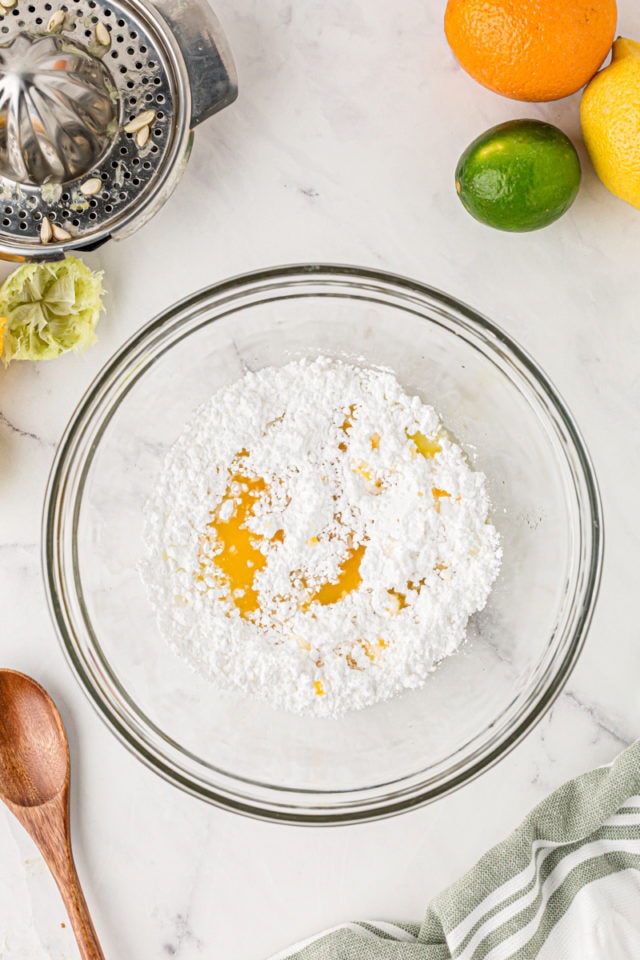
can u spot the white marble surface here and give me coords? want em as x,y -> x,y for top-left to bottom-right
1,0 -> 640,956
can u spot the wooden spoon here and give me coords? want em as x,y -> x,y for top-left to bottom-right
0,669 -> 105,960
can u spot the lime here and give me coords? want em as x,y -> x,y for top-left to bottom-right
0,255 -> 104,363
455,119 -> 581,232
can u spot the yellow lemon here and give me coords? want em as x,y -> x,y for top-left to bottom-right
581,37 -> 640,209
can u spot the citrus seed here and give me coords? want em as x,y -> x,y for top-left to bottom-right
80,178 -> 102,197
52,224 -> 72,241
124,109 -> 155,134
135,125 -> 150,147
95,21 -> 110,46
40,218 -> 53,243
46,10 -> 66,31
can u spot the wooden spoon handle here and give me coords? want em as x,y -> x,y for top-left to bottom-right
53,851 -> 106,960
9,792 -> 106,960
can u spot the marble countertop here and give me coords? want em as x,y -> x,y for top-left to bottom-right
2,0 -> 640,956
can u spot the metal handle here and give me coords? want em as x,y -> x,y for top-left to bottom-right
151,0 -> 238,127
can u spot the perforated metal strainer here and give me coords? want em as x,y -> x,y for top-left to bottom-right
0,0 -> 236,260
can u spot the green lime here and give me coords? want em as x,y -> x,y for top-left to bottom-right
0,256 -> 104,363
455,119 -> 581,232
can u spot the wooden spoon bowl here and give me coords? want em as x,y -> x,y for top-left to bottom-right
0,670 -> 105,960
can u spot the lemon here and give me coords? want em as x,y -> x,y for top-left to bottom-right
455,119 -> 581,232
581,38 -> 640,210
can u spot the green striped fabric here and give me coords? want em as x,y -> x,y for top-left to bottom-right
271,740 -> 640,960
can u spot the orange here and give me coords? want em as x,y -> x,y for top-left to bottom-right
444,0 -> 617,102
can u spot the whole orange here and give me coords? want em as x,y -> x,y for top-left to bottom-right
444,0 -> 617,102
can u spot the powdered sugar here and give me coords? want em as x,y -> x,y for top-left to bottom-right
141,357 -> 501,717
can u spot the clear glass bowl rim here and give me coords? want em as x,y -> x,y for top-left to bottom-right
43,263 -> 604,825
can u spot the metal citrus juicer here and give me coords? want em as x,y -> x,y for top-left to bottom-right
0,0 -> 237,260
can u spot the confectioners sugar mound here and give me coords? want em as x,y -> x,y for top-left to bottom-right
141,356 -> 502,717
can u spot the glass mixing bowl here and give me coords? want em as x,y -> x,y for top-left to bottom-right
43,265 -> 603,824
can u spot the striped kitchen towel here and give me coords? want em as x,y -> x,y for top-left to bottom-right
271,738 -> 640,960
